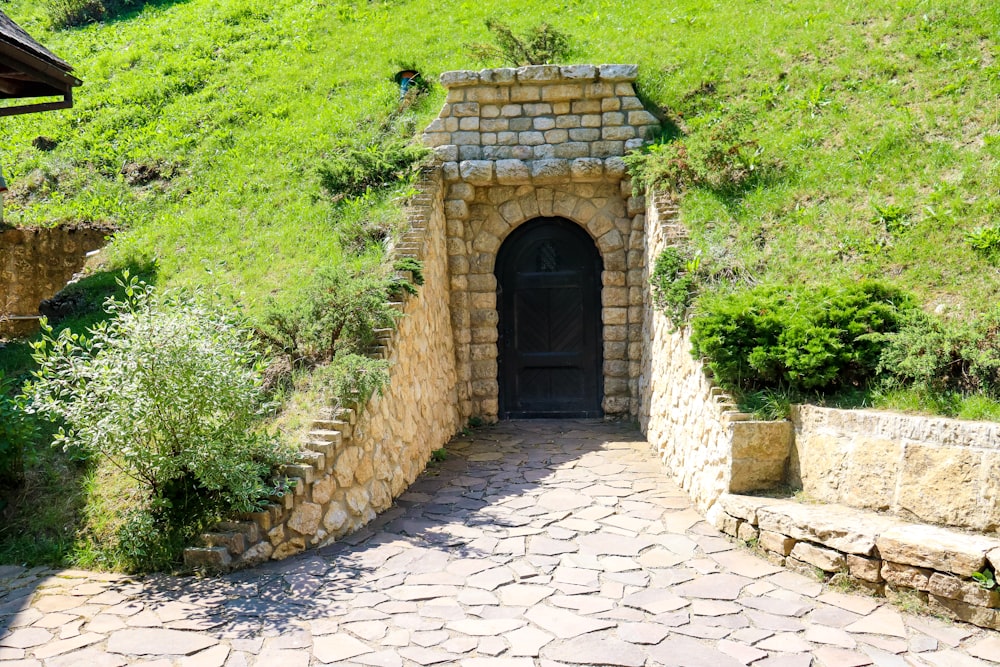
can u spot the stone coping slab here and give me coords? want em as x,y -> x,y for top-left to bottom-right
440,64 -> 638,88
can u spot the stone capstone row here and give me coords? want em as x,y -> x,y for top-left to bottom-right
715,493 -> 1000,630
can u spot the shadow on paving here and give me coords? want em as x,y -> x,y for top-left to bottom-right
0,419 -> 645,640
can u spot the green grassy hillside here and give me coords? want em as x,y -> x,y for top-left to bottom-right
2,0 -> 995,316
0,0 -> 998,567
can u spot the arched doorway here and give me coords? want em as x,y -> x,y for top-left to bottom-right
495,217 -> 604,419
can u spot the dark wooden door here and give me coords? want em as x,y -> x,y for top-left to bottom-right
496,217 -> 603,418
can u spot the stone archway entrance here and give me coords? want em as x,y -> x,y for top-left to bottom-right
496,217 -> 604,418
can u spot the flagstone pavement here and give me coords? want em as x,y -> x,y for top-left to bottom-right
2,420 -> 999,667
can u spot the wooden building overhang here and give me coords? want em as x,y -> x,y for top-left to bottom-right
0,11 -> 81,117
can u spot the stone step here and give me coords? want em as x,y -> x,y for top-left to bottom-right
305,438 -> 337,458
280,464 -> 314,485
183,546 -> 231,571
297,449 -> 325,472
335,407 -> 357,424
215,520 -> 260,544
199,531 -> 247,556
313,419 -> 352,439
309,429 -> 343,445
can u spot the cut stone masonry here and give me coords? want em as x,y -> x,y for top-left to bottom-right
426,64 -> 659,421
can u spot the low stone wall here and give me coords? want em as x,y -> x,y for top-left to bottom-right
185,172 -> 461,569
790,404 -> 1000,533
638,192 -> 793,514
0,225 -> 108,337
716,494 -> 1000,630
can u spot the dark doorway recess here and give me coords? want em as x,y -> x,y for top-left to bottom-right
496,217 -> 604,419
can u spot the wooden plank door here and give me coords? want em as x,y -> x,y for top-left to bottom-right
496,217 -> 603,418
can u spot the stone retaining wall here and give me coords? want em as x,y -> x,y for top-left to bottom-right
0,225 -> 108,337
638,192 -> 793,514
790,405 -> 1000,533
716,493 -> 1000,630
185,172 -> 461,569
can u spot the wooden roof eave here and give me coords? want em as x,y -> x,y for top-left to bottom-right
0,40 -> 81,117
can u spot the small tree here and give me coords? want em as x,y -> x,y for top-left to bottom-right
26,272 -> 291,569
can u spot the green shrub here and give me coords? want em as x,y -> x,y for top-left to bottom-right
965,224 -> 1000,261
26,272 -> 291,571
465,19 -> 571,67
875,308 -> 1000,395
649,247 -> 700,330
261,264 -> 402,366
691,281 -> 914,392
318,136 -> 428,201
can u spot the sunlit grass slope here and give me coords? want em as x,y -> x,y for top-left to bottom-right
1,0 -> 996,317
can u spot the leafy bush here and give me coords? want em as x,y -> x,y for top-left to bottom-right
465,19 -> 571,67
965,224 -> 1000,261
26,272 -> 291,571
874,309 -> 1000,395
690,281 -> 914,392
649,247 -> 700,330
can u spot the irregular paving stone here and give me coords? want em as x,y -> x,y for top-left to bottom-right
622,588 -> 690,614
614,622 -> 672,644
312,633 -> 374,663
542,636 -> 646,666
740,595 -> 812,617
446,618 -> 525,636
968,636 -> 1000,663
107,629 -> 217,656
647,634 -> 745,667
673,573 -> 753,600
32,633 -> 103,660
844,607 -> 908,638
504,626 -> 553,656
717,638 -> 768,664
497,584 -> 554,606
44,647 -> 128,667
0,627 -> 52,648
813,646 -> 874,667
524,605 -> 616,639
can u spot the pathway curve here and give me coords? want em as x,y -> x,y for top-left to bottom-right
1,420 -> 999,666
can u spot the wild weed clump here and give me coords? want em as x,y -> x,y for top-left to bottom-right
465,18 -> 571,67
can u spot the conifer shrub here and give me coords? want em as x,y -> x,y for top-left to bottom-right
690,281 -> 914,392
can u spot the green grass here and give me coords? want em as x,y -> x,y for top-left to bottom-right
0,0 -> 998,567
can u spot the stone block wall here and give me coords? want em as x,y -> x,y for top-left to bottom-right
0,225 -> 107,337
638,191 -> 793,514
716,494 -> 1000,630
424,64 -> 659,421
790,404 -> 1000,532
185,173 -> 461,570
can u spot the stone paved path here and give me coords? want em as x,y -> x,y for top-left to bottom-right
2,420 -> 999,667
